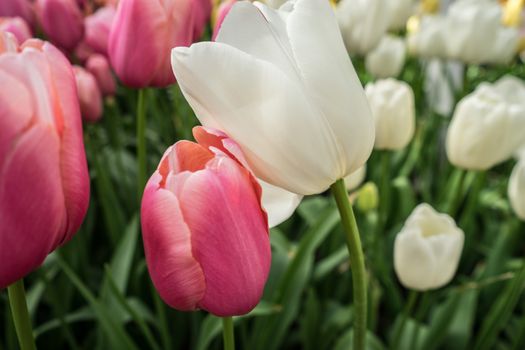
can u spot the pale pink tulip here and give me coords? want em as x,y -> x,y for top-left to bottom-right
141,126 -> 270,316
84,5 -> 115,56
0,37 -> 90,288
36,0 -> 84,50
108,0 -> 195,87
73,65 -> 103,122
86,53 -> 116,96
0,16 -> 32,43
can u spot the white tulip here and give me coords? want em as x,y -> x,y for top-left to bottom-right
365,79 -> 415,150
492,75 -> 525,106
446,83 -> 525,170
509,160 -> 525,220
336,0 -> 392,55
388,0 -> 417,30
424,59 -> 462,117
365,35 -> 406,79
172,0 -> 375,197
344,165 -> 366,191
394,203 -> 464,291
445,0 -> 519,65
407,15 -> 448,59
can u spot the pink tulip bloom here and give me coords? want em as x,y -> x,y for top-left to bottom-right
0,0 -> 35,27
108,0 -> 195,87
36,0 -> 84,51
192,0 -> 212,40
0,37 -> 90,288
73,65 -> 103,122
86,53 -> 116,96
0,16 -> 32,43
141,126 -> 271,316
84,5 -> 115,56
212,0 -> 235,41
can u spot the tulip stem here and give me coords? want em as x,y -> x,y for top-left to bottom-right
379,151 -> 391,231
222,317 -> 235,350
137,88 -> 147,201
7,279 -> 36,350
390,290 -> 418,350
330,179 -> 367,350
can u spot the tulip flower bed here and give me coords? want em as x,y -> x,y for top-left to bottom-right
1,0 -> 525,350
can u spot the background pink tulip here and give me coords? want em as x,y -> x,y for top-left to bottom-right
86,53 -> 116,96
141,126 -> 270,316
84,5 -> 115,56
212,0 -> 235,41
0,0 -> 35,27
36,0 -> 84,51
108,0 -> 196,87
0,38 -> 90,289
0,16 -> 32,43
73,65 -> 103,122
192,0 -> 212,40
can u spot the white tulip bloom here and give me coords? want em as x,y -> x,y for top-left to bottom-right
509,160 -> 525,220
394,203 -> 464,291
365,79 -> 415,150
344,165 -> 366,191
336,0 -> 392,55
172,0 -> 375,197
407,15 -> 448,59
446,82 -> 525,170
365,35 -> 406,79
388,0 -> 417,30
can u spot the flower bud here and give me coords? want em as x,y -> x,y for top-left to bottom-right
84,5 -> 115,56
366,79 -> 415,150
356,182 -> 379,212
73,65 -> 103,122
394,203 -> 464,291
365,35 -> 406,79
141,126 -> 270,316
86,54 -> 116,96
0,0 -> 35,27
36,0 -> 84,51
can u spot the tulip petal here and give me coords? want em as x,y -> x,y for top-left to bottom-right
172,42 -> 340,195
0,124 -> 66,288
141,173 -> 206,310
179,157 -> 270,316
259,180 -> 302,227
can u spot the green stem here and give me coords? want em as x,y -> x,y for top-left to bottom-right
379,151 -> 391,231
330,179 -> 367,350
391,290 -> 418,350
445,168 -> 466,217
136,88 -> 147,201
7,279 -> 36,350
409,292 -> 430,350
222,317 -> 235,350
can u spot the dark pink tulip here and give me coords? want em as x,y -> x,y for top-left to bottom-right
36,0 -> 84,51
84,5 -> 115,56
0,37 -> 90,289
0,0 -> 35,27
86,53 -> 116,96
192,0 -> 212,40
141,126 -> 270,316
0,16 -> 32,43
108,0 -> 195,88
212,0 -> 235,41
73,65 -> 103,122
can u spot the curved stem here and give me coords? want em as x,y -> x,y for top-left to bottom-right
7,279 -> 36,350
222,317 -> 235,350
136,89 -> 147,201
331,179 -> 367,350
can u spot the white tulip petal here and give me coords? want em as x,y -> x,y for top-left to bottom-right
172,43 -> 340,194
260,180 -> 303,228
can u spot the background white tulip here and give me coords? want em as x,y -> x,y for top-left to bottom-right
336,0 -> 392,55
509,160 -> 525,220
365,35 -> 406,79
365,79 -> 415,150
407,15 -> 448,59
388,0 -> 417,30
344,165 -> 366,191
172,0 -> 375,196
446,81 -> 525,170
394,203 -> 464,291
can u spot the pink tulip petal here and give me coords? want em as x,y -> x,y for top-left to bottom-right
141,173 -> 206,310
180,157 -> 270,316
0,124 -> 66,288
171,140 -> 214,173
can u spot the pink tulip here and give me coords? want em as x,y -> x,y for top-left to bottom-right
0,37 -> 90,289
0,0 -> 35,27
108,0 -> 195,87
84,5 -> 115,56
0,16 -> 32,43
192,0 -> 212,40
141,126 -> 271,316
86,53 -> 116,96
212,0 -> 235,41
36,0 -> 84,51
73,65 -> 103,122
